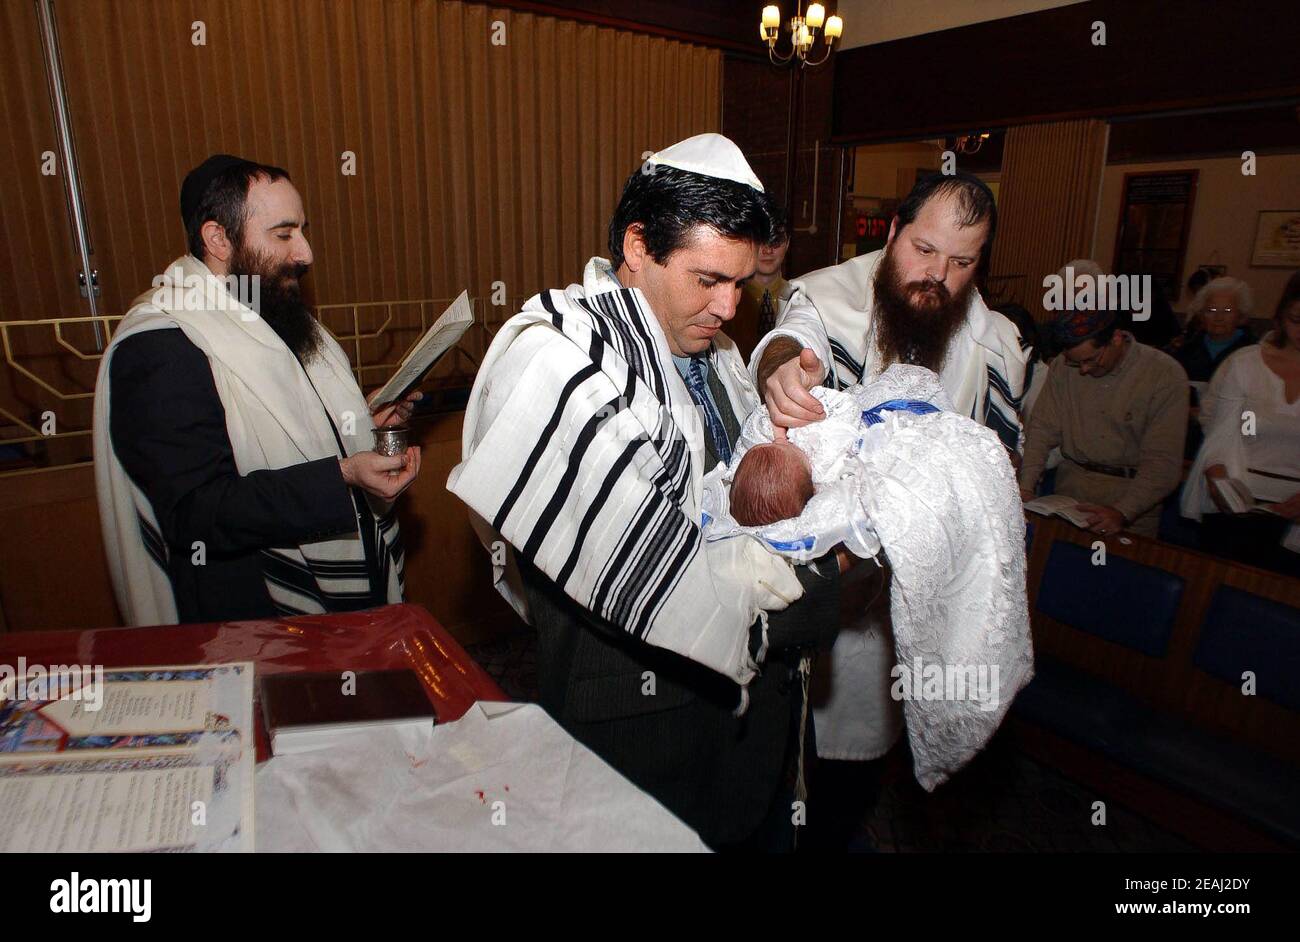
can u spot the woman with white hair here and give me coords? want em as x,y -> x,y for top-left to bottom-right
1173,276 -> 1257,383
1181,275 -> 1300,577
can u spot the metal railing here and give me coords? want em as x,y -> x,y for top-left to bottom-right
0,295 -> 510,475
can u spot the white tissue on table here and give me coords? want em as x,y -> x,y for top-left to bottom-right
255,701 -> 710,852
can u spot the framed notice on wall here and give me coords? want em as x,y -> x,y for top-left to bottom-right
1250,210 -> 1300,267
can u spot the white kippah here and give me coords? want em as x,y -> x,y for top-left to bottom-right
644,133 -> 765,193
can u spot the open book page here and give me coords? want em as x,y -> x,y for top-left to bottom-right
0,663 -> 254,852
369,290 -> 474,407
1210,476 -> 1290,515
1211,476 -> 1257,514
1023,494 -> 1095,529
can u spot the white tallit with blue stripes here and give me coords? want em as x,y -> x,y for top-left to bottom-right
448,258 -> 803,686
750,249 -> 1029,452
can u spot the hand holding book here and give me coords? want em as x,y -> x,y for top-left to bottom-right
368,290 -> 474,409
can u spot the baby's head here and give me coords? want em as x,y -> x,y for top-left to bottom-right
730,441 -> 814,527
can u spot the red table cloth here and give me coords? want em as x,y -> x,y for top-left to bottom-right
0,603 -> 510,761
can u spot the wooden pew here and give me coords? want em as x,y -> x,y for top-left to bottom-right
1016,514 -> 1300,849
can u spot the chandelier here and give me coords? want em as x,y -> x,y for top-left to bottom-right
760,3 -> 843,68
954,132 -> 992,155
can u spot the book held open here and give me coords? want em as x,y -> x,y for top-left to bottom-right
1211,476 -> 1280,516
1023,494 -> 1096,530
369,289 -> 474,408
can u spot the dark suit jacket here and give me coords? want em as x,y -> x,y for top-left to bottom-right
522,558 -> 839,850
108,329 -> 380,622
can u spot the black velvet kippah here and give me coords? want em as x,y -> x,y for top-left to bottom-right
179,154 -> 247,221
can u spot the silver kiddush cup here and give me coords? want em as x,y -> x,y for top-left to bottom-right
373,426 -> 410,457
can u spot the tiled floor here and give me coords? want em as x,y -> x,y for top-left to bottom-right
465,631 -> 1194,853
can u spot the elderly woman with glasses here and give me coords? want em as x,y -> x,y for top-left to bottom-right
1172,276 -> 1258,383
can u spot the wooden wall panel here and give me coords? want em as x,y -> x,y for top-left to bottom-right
987,118 -> 1109,317
830,0 -> 1300,145
0,1 -> 82,322
1,0 -> 722,467
396,412 -> 527,645
0,0 -> 720,637
0,413 -> 526,646
0,466 -> 122,633
43,0 -> 722,315
0,1 -> 101,470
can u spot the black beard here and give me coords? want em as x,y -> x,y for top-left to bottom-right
872,247 -> 973,372
229,243 -> 321,363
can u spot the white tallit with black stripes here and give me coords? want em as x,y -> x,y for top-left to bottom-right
93,254 -> 403,626
751,249 -> 1029,452
448,258 -> 803,686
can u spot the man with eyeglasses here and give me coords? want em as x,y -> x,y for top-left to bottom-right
1018,306 -> 1188,538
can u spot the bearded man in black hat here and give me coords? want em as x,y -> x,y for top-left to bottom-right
93,155 -> 422,626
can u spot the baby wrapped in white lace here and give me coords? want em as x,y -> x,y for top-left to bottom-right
702,364 -> 1034,789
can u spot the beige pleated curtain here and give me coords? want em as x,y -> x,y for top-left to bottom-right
0,0 -> 721,464
988,119 -> 1109,321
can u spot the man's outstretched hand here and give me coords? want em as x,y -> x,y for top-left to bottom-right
759,339 -> 826,429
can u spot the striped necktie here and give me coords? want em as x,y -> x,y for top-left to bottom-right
758,289 -> 776,335
683,357 -> 732,465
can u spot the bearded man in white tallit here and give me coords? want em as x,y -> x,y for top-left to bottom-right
94,156 -> 420,627
448,135 -> 847,850
751,171 -> 1031,776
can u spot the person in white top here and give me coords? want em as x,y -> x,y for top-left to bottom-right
1181,283 -> 1300,576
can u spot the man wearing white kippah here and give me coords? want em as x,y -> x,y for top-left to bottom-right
449,134 -> 854,850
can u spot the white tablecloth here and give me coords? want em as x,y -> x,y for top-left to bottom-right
255,701 -> 708,852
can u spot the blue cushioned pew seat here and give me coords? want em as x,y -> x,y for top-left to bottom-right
1035,540 -> 1185,657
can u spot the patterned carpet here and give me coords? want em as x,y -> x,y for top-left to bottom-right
464,631 -> 1194,853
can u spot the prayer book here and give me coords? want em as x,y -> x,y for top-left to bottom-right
261,669 -> 437,756
0,662 -> 254,852
369,290 -> 474,407
1022,494 -> 1096,530
1210,477 -> 1279,515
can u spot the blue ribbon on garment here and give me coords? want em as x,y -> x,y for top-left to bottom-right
861,398 -> 941,427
